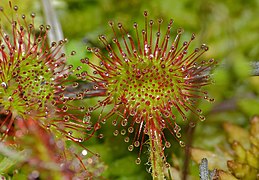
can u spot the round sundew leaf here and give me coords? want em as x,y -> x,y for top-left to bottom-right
84,12 -> 216,163
0,1 -> 94,146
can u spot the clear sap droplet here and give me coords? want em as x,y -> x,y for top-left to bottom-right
88,107 -> 94,112
179,141 -> 185,147
98,134 -> 104,139
176,132 -> 181,138
112,120 -> 117,126
62,105 -> 68,112
1,82 -> 7,89
113,130 -> 119,136
196,109 -> 202,114
46,124 -> 51,129
128,145 -> 134,151
199,115 -> 206,121
134,141 -> 140,147
165,141 -> 171,148
124,137 -> 130,143
63,115 -> 70,122
121,129 -> 126,135
128,127 -> 134,133
181,65 -> 186,71
135,118 -> 141,124
101,118 -> 106,124
189,121 -> 196,127
121,119 -> 128,127
79,106 -> 85,112
209,98 -> 215,102
144,128 -> 148,134
135,157 -> 141,165
8,96 -> 13,101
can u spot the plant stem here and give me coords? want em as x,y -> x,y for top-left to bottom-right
149,129 -> 165,180
182,122 -> 196,180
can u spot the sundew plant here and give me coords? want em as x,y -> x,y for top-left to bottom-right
84,11 -> 216,179
0,2 -> 92,143
0,1 -> 103,179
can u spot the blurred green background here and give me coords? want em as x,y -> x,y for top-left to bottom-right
3,0 -> 259,179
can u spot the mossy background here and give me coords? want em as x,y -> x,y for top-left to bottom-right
1,0 -> 259,179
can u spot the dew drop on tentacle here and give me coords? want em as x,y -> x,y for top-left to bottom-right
128,144 -> 134,151
134,141 -> 140,147
209,98 -> 215,102
128,127 -> 134,133
165,141 -> 171,148
143,10 -> 148,17
63,115 -> 70,122
199,115 -> 206,121
68,131 -> 73,136
201,44 -> 209,51
61,105 -> 68,112
108,21 -> 114,27
113,130 -> 119,136
121,119 -> 128,126
120,129 -> 126,135
98,134 -> 104,139
135,157 -> 141,165
176,132 -> 181,138
196,109 -> 202,114
78,137 -> 83,142
179,141 -> 185,147
88,106 -> 94,112
112,120 -> 117,126
13,5 -> 18,11
124,137 -> 130,143
1,82 -> 7,89
189,121 -> 196,127
101,118 -> 106,124
79,106 -> 85,112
